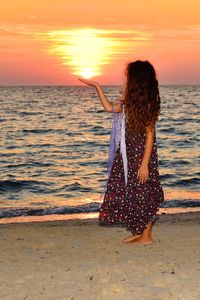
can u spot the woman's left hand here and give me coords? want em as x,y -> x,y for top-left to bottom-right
137,163 -> 149,184
78,77 -> 100,88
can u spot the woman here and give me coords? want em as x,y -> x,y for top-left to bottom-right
79,60 -> 165,244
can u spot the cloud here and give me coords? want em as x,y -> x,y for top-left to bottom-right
28,15 -> 37,20
153,26 -> 200,41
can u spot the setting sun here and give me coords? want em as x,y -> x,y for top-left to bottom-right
81,68 -> 93,79
46,28 -> 151,80
47,28 -> 114,78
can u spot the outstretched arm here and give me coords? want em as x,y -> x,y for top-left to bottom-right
78,77 -> 123,112
137,123 -> 155,184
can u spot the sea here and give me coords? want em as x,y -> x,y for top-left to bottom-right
0,85 -> 200,224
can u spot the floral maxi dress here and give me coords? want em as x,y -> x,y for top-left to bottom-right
98,106 -> 165,235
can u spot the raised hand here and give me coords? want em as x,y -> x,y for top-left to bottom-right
78,77 -> 100,88
78,76 -> 111,111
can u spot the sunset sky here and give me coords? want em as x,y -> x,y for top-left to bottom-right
0,0 -> 199,85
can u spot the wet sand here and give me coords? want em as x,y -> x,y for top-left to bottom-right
0,212 -> 200,300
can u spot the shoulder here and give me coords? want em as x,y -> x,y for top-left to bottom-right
113,98 -> 124,104
117,98 -> 125,104
110,98 -> 124,113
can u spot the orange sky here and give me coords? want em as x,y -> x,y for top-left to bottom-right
0,0 -> 199,85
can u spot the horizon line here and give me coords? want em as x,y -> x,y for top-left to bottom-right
0,84 -> 199,87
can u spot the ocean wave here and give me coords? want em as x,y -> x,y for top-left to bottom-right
66,182 -> 94,192
18,111 -> 42,116
0,202 -> 101,218
172,177 -> 200,187
0,200 -> 200,219
5,162 -> 54,168
0,179 -> 54,193
22,129 -> 56,134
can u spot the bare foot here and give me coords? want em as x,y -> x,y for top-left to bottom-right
122,234 -> 142,243
123,235 -> 154,244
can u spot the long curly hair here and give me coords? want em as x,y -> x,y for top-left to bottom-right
122,60 -> 161,134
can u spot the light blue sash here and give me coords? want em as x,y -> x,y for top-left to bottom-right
100,102 -> 128,201
108,102 -> 128,186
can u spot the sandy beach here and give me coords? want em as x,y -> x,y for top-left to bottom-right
0,212 -> 200,300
